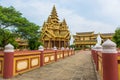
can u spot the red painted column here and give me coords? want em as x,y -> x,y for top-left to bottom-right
96,51 -> 101,71
70,48 -> 73,55
3,44 -> 14,79
94,51 -> 98,69
102,39 -> 118,80
55,50 -> 57,61
61,47 -> 65,59
40,51 -> 44,66
92,43 -> 102,71
71,48 -> 75,55
66,47 -> 69,56
54,46 -> 57,61
38,45 -> 44,67
68,50 -> 69,56
70,49 -> 72,56
62,50 -> 64,59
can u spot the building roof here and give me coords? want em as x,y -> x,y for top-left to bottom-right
76,31 -> 94,35
100,33 -> 114,36
40,5 -> 71,40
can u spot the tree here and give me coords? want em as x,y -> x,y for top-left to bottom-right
17,21 -> 41,50
70,44 -> 75,48
17,23 -> 39,39
0,29 -> 18,49
113,27 -> 120,47
0,5 -> 41,50
28,37 -> 43,50
0,6 -> 22,29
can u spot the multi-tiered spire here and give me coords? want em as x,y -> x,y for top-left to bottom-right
47,16 -> 51,23
62,19 -> 67,26
50,5 -> 59,23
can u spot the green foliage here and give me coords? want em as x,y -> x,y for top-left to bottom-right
85,45 -> 90,49
0,6 -> 22,29
0,5 -> 41,49
0,29 -> 18,48
19,23 -> 41,50
18,23 -> 39,39
74,47 -> 81,50
113,27 -> 120,47
28,37 -> 43,50
70,44 -> 75,48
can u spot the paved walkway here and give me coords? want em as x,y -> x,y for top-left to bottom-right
2,51 -> 97,80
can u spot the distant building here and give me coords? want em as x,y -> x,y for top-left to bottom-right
73,31 -> 114,49
40,6 -> 71,49
15,38 -> 28,49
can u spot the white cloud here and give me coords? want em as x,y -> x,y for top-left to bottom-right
98,0 -> 120,23
0,0 -> 55,25
57,8 -> 115,35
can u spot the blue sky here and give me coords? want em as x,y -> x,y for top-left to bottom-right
0,0 -> 120,43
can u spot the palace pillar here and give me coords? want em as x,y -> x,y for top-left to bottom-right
50,39 -> 51,49
59,39 -> 60,49
43,40 -> 45,47
53,40 -> 54,47
48,40 -> 50,49
64,41 -> 65,48
54,39 -> 55,47
63,40 -> 66,48
52,41 -> 54,48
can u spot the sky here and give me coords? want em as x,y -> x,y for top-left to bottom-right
0,0 -> 120,43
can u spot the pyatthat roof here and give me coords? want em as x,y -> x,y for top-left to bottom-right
40,5 -> 71,40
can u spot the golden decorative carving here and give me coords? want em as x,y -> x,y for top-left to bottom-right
40,5 -> 70,48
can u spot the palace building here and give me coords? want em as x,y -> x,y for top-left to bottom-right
15,38 -> 28,49
73,31 -> 114,49
40,6 -> 71,49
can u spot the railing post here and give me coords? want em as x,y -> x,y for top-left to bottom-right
53,46 -> 57,61
102,39 -> 118,80
95,44 -> 102,71
38,45 -> 44,67
73,48 -> 75,55
61,47 -> 65,59
70,48 -> 72,55
3,43 -> 14,78
66,47 -> 69,56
